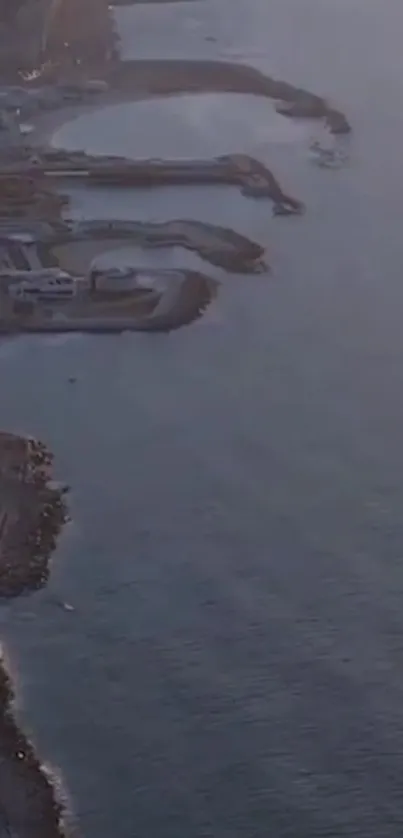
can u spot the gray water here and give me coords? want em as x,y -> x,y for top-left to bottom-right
2,0 -> 403,835
51,94 -> 311,157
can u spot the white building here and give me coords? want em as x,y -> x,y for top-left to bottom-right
8,270 -> 76,302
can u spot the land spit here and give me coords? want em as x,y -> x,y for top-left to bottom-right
0,431 -> 68,837
1,151 -> 304,215
0,432 -> 68,598
0,213 -> 264,333
0,210 -> 265,335
0,215 -> 265,273
0,268 -> 218,334
50,219 -> 266,274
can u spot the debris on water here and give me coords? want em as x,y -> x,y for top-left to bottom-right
45,596 -> 75,612
309,139 -> 348,169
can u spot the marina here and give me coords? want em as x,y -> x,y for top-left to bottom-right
3,2 -> 403,838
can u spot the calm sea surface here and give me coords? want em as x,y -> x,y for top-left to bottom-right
2,1 -> 403,835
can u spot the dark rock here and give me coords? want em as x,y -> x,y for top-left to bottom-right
326,108 -> 352,134
276,97 -> 325,119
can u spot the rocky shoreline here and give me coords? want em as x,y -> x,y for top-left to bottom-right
0,433 -> 68,597
0,431 -> 68,837
0,0 -> 352,835
12,271 -> 218,334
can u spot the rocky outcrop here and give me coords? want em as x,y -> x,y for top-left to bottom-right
0,433 -> 68,597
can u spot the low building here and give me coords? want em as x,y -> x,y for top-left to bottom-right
8,270 -> 76,302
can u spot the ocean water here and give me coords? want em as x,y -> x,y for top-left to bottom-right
51,93 -> 311,157
2,1 -> 403,836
